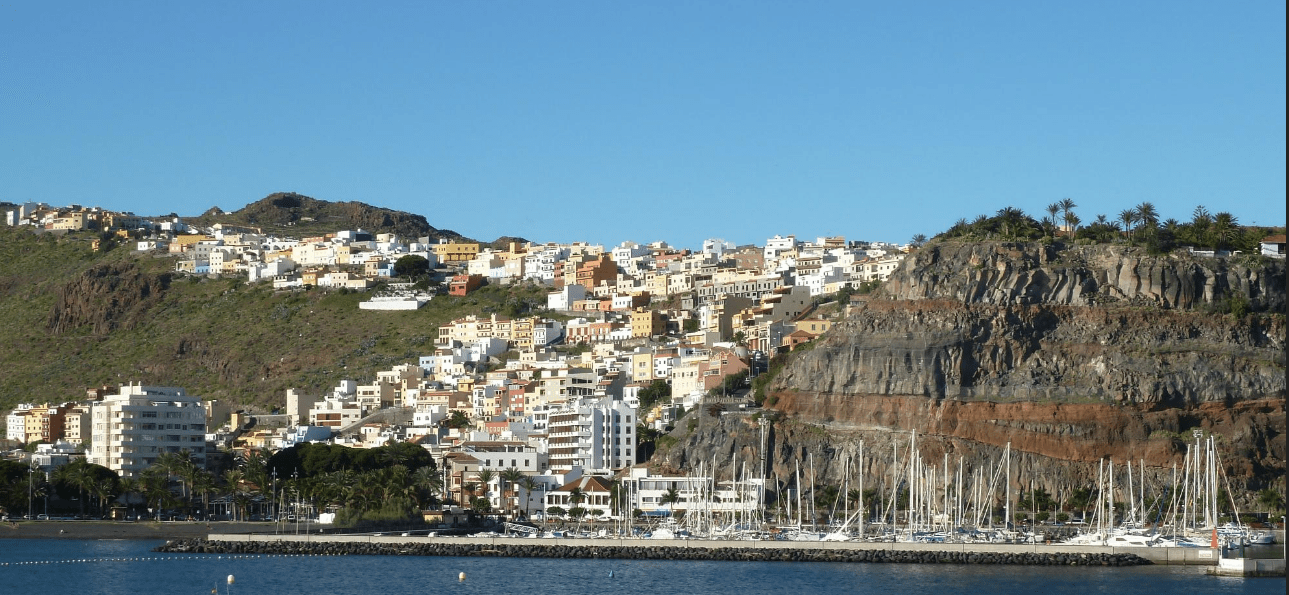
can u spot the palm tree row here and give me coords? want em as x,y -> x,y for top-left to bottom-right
939,201 -> 1277,255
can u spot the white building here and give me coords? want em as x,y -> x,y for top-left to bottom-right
546,396 -> 636,474
547,284 -> 587,310
5,404 -> 34,443
88,384 -> 208,478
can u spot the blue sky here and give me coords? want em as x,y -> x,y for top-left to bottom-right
3,1 -> 1284,249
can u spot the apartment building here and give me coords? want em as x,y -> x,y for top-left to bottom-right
545,396 -> 635,473
89,384 -> 208,478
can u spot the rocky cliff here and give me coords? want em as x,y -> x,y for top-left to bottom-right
47,262 -> 172,335
653,242 -> 1285,510
883,242 -> 1283,312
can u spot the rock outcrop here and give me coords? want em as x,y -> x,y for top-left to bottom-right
884,242 -> 1283,312
48,262 -> 172,335
198,192 -> 470,242
654,242 -> 1286,508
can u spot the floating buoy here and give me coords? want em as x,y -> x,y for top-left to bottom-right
459,572 -> 466,582
227,574 -> 235,585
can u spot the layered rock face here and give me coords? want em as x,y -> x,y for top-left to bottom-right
884,242 -> 1283,312
654,243 -> 1285,507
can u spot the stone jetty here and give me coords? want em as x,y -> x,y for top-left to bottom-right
156,535 -> 1154,567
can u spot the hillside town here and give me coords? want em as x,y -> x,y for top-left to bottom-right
2,202 -> 915,525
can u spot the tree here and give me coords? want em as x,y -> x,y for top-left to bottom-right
1058,198 -> 1077,223
393,255 -> 429,278
659,487 -> 680,517
442,410 -> 472,430
1256,488 -> 1283,513
475,469 -> 496,510
1045,203 -> 1062,238
636,379 -> 672,412
54,460 -> 109,518
1213,212 -> 1240,250
519,476 -> 541,520
1118,210 -> 1137,242
412,466 -> 444,509
909,234 -> 927,248
500,467 -> 525,517
1062,212 -> 1081,238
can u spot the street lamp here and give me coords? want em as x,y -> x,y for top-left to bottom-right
271,468 -> 277,534
28,464 -> 35,520
293,470 -> 300,535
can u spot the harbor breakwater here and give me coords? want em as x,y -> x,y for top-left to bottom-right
154,534 -> 1173,567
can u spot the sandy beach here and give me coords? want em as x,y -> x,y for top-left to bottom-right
0,520 -> 269,541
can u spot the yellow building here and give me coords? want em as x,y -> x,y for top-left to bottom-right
431,242 -> 481,263
630,307 -> 666,339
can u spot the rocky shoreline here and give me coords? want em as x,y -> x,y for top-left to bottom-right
154,538 -> 1151,567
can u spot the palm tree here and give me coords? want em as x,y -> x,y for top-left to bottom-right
659,487 -> 681,518
518,476 -> 541,520
92,478 -> 117,518
55,460 -> 98,518
1213,212 -> 1240,250
223,469 -> 245,521
995,207 -> 1024,238
1046,203 -> 1061,237
1134,202 -> 1159,244
568,486 -> 586,510
412,466 -> 443,510
1135,202 -> 1159,228
476,469 -> 496,509
1118,209 -> 1137,242
117,477 -> 140,517
1063,212 -> 1081,238
500,468 -> 525,517
1058,198 -> 1077,219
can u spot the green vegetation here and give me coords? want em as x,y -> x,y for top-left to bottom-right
0,225 -> 550,411
751,352 -> 793,406
935,202 -> 1283,256
635,379 -> 672,412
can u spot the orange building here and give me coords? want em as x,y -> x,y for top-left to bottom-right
576,255 -> 617,290
449,274 -> 486,296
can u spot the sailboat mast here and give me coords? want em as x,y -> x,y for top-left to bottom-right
1005,442 -> 1012,532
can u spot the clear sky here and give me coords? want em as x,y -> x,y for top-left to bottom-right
4,1 -> 1284,249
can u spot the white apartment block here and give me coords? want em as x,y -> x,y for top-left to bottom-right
857,254 -> 905,282
763,234 -> 798,266
308,397 -> 363,429
89,384 -> 208,478
547,284 -> 586,310
545,396 -> 636,474
5,404 -> 34,443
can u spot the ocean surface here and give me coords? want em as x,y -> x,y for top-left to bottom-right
0,539 -> 1283,595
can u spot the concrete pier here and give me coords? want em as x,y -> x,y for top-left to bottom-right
1209,557 -> 1286,577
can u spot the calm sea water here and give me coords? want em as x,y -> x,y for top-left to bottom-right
0,539 -> 1283,595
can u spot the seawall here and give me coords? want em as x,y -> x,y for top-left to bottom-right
150,533 -> 1228,567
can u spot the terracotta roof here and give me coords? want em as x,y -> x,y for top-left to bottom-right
552,474 -> 614,493
1260,235 -> 1286,244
